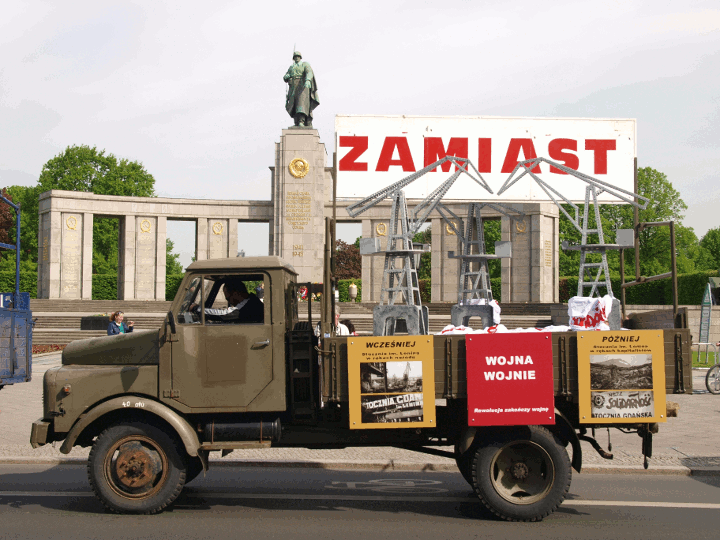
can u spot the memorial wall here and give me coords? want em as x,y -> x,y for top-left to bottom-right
38,123 -> 566,303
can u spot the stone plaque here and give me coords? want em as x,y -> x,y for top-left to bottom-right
60,213 -> 82,299
135,216 -> 157,300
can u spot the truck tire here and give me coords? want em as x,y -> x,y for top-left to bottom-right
88,422 -> 187,514
470,425 -> 571,522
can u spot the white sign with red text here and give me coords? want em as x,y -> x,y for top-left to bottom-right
335,115 -> 636,203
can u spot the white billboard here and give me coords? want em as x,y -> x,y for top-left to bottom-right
335,115 -> 636,203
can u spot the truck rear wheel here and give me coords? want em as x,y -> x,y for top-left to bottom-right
88,422 -> 187,514
471,425 -> 571,522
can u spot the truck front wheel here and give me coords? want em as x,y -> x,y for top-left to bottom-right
471,425 -> 571,522
88,422 -> 187,514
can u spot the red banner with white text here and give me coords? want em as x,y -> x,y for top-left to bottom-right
466,333 -> 555,426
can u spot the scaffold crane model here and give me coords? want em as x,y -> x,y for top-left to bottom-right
439,201 -> 525,328
346,155 -> 493,336
497,157 -> 650,299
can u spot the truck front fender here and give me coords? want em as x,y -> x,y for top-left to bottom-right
59,396 -> 201,459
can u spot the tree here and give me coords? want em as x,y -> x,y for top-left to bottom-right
700,227 -> 720,270
0,189 -> 15,247
335,240 -> 361,279
166,239 -> 184,275
2,186 -> 36,266
558,167 -> 702,277
32,145 -> 157,274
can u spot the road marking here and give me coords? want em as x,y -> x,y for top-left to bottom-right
1,491 -> 719,509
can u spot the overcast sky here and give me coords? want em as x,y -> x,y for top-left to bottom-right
2,0 -> 718,268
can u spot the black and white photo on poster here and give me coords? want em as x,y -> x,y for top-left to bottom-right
360,393 -> 424,424
589,354 -> 653,390
360,361 -> 423,394
591,390 -> 655,419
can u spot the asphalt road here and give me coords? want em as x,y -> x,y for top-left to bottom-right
1,465 -> 718,539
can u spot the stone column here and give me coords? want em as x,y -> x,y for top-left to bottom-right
134,217 -> 158,300
500,203 -> 558,303
37,207 -> 62,299
196,218 -> 208,261
118,216 -> 135,300
228,219 -> 238,258
59,212 -> 84,299
271,128 -> 327,284
208,219 -> 230,259
81,213 -> 93,299
156,216 -> 167,301
431,217 -> 462,303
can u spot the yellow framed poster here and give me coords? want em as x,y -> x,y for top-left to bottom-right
578,330 -> 666,424
348,336 -> 436,429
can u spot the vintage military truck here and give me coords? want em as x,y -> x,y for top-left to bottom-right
30,255 -> 692,521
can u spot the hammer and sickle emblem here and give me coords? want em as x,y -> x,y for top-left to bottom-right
66,216 -> 77,230
289,157 -> 310,178
212,222 -> 224,235
445,222 -> 457,236
375,223 -> 387,236
140,219 -> 152,233
515,220 -> 527,233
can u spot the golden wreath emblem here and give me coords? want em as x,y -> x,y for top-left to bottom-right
375,223 -> 387,236
65,216 -> 77,230
445,222 -> 457,236
289,157 -> 310,178
212,222 -> 224,235
140,219 -> 152,233
515,220 -> 527,233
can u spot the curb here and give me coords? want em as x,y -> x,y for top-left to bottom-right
3,457 -> 719,476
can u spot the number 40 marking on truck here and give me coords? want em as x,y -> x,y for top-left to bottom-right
122,401 -> 145,408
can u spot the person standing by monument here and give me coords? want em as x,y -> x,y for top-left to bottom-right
283,51 -> 319,127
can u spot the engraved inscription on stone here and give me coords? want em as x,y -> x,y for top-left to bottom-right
285,191 -> 311,230
60,213 -> 82,299
209,219 -> 228,259
293,244 -> 304,257
135,216 -> 157,300
544,240 -> 552,267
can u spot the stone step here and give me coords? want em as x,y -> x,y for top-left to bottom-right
30,299 -> 172,313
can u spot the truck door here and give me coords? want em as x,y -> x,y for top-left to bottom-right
171,273 -> 273,410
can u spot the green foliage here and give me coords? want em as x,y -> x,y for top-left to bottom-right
4,185 -> 38,264
417,252 -> 431,280
337,278 -> 362,303
412,225 -> 432,245
558,269 -> 719,304
491,277 -> 501,300
166,239 -> 184,275
700,227 -> 720,270
484,219 -> 501,278
335,240 -> 361,279
35,145 -> 157,275
0,271 -> 38,297
419,279 -> 431,303
558,167 -> 709,279
92,274 -> 118,300
166,274 -> 184,301
0,253 -> 37,273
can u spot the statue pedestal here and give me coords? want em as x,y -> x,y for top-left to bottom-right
270,128 -> 332,284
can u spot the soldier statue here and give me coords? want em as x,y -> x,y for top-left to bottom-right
283,51 -> 319,128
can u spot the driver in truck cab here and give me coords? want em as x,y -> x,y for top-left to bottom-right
191,278 -> 264,323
